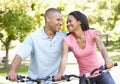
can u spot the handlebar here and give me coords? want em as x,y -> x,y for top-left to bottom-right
61,74 -> 80,81
61,63 -> 118,81
6,63 -> 118,83
6,75 -> 26,82
91,63 -> 118,75
6,75 -> 54,83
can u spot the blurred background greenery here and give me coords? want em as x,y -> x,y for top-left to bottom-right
0,0 -> 120,75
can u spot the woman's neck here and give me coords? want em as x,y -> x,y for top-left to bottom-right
73,29 -> 84,39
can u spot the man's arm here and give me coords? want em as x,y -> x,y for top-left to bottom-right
7,54 -> 22,82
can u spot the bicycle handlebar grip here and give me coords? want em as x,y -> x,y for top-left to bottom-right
114,63 -> 118,66
6,76 -> 8,80
6,75 -> 25,81
61,75 -> 71,81
61,75 -> 66,80
51,76 -> 67,82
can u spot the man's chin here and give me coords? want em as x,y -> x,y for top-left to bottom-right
57,30 -> 60,32
56,29 -> 60,32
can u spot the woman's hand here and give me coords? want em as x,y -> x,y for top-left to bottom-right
105,60 -> 114,69
54,74 -> 62,81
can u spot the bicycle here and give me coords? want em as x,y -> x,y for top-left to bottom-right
61,63 -> 118,84
6,63 -> 118,84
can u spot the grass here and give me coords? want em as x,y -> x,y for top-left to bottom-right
106,40 -> 120,51
0,51 -> 120,76
0,63 -> 29,76
0,58 -> 29,76
110,55 -> 120,62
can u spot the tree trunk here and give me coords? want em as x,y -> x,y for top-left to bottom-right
105,34 -> 108,46
4,43 -> 9,69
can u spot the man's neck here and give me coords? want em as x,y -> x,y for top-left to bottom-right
44,26 -> 55,39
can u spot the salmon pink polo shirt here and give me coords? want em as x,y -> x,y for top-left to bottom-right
64,29 -> 104,76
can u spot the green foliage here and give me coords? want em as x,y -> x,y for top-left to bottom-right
106,40 -> 120,51
0,0 -> 118,43
0,0 -> 39,68
0,0 -> 120,68
0,10 -> 36,42
0,0 -> 37,42
96,0 -> 120,31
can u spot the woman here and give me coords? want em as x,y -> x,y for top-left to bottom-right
54,11 -> 115,84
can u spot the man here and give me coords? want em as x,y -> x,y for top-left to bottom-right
7,8 -> 66,84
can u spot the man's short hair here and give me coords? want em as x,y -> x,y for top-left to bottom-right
45,8 -> 61,17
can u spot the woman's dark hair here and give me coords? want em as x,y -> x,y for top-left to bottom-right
69,11 -> 90,31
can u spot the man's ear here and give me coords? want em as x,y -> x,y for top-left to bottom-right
46,16 -> 50,22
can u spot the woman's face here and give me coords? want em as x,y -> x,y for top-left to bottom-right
66,15 -> 81,32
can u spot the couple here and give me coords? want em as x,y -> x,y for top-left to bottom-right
7,8 -> 115,84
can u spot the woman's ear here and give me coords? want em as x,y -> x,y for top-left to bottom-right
78,20 -> 82,25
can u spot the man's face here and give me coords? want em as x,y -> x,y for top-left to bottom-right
47,12 -> 62,32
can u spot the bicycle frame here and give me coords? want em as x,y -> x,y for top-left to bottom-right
61,74 -> 90,84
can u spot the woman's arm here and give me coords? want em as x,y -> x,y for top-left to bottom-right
94,34 -> 114,69
54,39 -> 69,81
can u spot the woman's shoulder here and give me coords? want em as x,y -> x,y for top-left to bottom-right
86,29 -> 95,32
64,33 -> 74,41
84,29 -> 96,40
85,29 -> 96,35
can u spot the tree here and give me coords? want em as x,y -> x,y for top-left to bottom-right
96,0 -> 120,46
0,0 -> 37,68
79,0 -> 120,46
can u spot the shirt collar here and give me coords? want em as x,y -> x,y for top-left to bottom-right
41,27 -> 49,40
41,27 -> 59,40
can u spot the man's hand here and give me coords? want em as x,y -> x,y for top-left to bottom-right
7,71 -> 18,82
95,30 -> 102,39
7,55 -> 22,82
